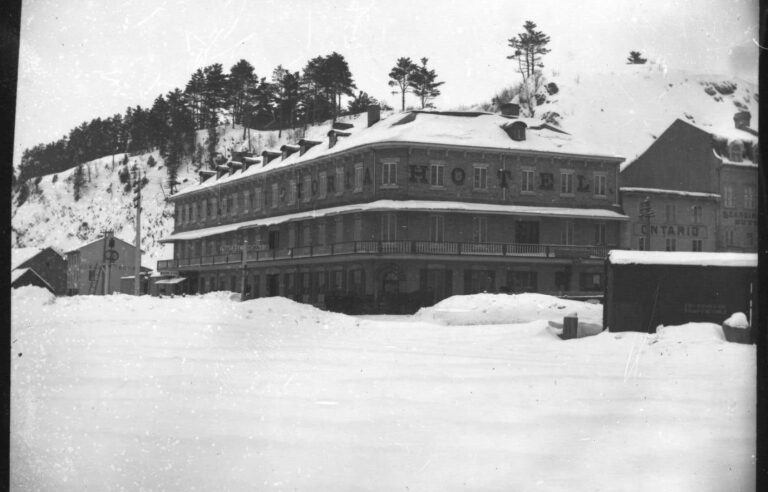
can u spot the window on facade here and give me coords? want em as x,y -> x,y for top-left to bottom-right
746,232 -> 754,247
594,223 -> 606,245
508,271 -> 537,292
303,223 -> 312,247
242,191 -> 249,213
691,205 -> 702,224
729,142 -> 743,162
335,217 -> 344,243
287,180 -> 297,205
271,183 -> 279,208
180,204 -> 186,224
638,237 -> 647,251
561,221 -> 574,245
353,214 -> 362,241
664,204 -> 676,223
231,194 -> 238,216
354,164 -> 363,192
382,160 -> 397,187
88,267 -> 96,281
381,213 -> 397,241
665,238 -> 677,251
473,165 -> 488,190
579,273 -> 603,291
723,184 -> 735,208
303,175 -> 312,202
726,230 -> 735,246
318,172 -> 327,199
744,186 -> 755,209
430,215 -> 444,242
430,162 -> 445,187
560,171 -> 574,195
522,169 -> 535,193
288,224 -> 297,248
207,199 -> 213,218
472,216 -> 487,243
692,239 -> 703,251
253,187 -> 262,211
335,167 -> 345,195
318,221 -> 326,246
594,174 -> 607,197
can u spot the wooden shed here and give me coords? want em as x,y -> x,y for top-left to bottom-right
604,251 -> 758,337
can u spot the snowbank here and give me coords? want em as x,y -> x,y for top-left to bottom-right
608,250 -> 758,267
656,322 -> 725,342
724,312 -> 749,329
11,285 -> 56,307
414,292 -> 602,326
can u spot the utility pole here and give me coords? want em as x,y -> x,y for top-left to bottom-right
240,238 -> 248,301
133,166 -> 142,295
640,196 -> 654,250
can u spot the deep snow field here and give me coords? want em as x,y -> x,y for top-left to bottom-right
11,287 -> 755,491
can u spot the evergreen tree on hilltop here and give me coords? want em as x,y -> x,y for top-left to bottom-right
507,20 -> 551,115
301,55 -> 331,126
184,68 -> 206,129
347,91 -> 379,114
388,57 -> 418,111
409,58 -> 444,109
148,94 -> 170,150
318,52 -> 356,120
272,66 -> 302,136
626,50 -> 648,64
228,59 -> 258,127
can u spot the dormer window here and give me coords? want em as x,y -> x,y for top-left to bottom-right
502,121 -> 527,141
729,141 -> 743,162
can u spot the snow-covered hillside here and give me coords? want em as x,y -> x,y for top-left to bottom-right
11,113 -> 374,265
525,63 -> 758,167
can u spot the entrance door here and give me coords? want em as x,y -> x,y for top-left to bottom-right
267,274 -> 280,296
516,221 -> 540,244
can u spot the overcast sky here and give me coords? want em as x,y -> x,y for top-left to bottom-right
14,0 -> 759,164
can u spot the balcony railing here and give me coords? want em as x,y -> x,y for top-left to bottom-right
157,242 -> 612,271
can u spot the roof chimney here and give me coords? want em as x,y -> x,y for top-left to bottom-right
500,102 -> 520,118
734,111 -> 751,130
367,105 -> 381,127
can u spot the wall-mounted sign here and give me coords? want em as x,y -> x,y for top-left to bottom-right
634,223 -> 708,238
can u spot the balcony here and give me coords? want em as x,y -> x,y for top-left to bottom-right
157,242 -> 611,271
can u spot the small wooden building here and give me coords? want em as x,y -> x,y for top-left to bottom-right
11,268 -> 56,294
604,251 -> 758,337
11,247 -> 67,295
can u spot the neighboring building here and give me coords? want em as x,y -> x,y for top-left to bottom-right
118,269 -> 153,295
620,113 -> 758,252
620,188 -> 719,252
65,232 -> 145,295
604,250 -> 758,339
11,268 -> 56,294
11,247 -> 67,295
158,107 -> 627,312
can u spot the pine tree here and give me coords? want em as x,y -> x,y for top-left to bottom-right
507,20 -> 551,115
228,59 -> 258,127
347,91 -> 379,114
318,52 -> 356,120
388,57 -> 417,111
409,58 -> 444,109
627,50 -> 648,64
73,163 -> 85,201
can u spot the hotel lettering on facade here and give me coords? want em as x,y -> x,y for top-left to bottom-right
158,107 -> 627,311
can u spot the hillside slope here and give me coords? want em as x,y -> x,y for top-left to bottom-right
11,114 -> 371,264
518,63 -> 759,167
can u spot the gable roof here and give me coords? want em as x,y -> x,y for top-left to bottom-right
11,267 -> 56,293
11,246 -> 65,269
65,236 -> 145,254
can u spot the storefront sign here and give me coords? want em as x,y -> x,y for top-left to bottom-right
683,303 -> 726,316
634,223 -> 708,238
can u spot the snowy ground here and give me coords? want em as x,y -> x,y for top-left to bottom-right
11,287 -> 755,491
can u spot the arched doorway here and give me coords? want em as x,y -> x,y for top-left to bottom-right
377,263 -> 404,313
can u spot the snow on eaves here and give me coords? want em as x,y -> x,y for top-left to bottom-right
161,200 -> 628,242
620,187 -> 721,199
173,111 -> 625,200
608,250 -> 757,268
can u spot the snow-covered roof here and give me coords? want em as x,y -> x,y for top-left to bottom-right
66,236 -> 146,254
620,187 -> 720,199
11,267 -> 56,292
608,250 -> 757,267
161,200 -> 627,242
173,111 -> 624,200
11,247 -> 43,269
689,120 -> 759,145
